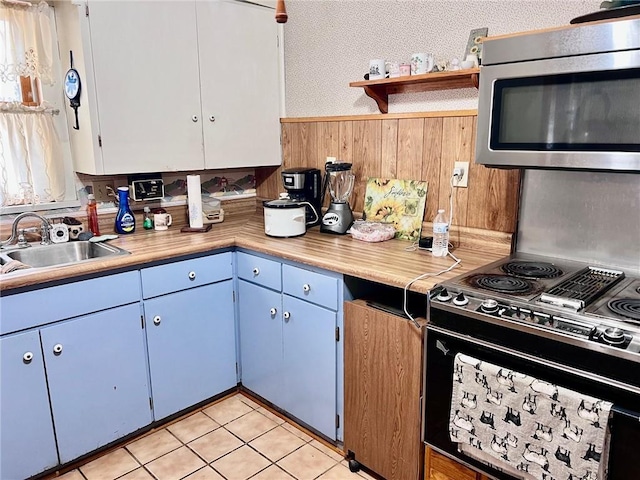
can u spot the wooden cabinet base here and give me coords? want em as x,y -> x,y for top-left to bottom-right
344,300 -> 425,480
425,447 -> 490,480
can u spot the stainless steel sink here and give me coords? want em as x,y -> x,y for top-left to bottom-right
0,241 -> 129,269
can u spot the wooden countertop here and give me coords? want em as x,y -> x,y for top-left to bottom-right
0,214 -> 507,294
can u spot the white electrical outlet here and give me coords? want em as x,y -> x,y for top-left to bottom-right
453,161 -> 469,188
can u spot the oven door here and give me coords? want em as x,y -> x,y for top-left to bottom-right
476,49 -> 640,171
424,315 -> 640,480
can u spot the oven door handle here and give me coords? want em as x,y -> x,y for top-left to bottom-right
429,324 -> 640,398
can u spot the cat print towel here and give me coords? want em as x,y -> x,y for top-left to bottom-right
449,353 -> 612,480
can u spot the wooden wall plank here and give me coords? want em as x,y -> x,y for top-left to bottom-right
339,121 -> 354,164
381,119 -> 398,179
396,118 -> 424,182
422,117 -> 443,224
439,117 -> 473,229
352,120 -> 382,215
317,122 -> 340,172
467,118 -> 521,232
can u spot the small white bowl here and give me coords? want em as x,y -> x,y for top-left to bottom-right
460,60 -> 475,69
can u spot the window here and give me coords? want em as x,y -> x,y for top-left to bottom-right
0,1 -> 77,213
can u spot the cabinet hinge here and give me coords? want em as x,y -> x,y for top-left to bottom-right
98,135 -> 102,147
85,4 -> 89,17
233,290 -> 236,303
335,326 -> 340,342
235,362 -> 238,375
149,397 -> 153,410
336,414 -> 340,428
141,315 -> 144,329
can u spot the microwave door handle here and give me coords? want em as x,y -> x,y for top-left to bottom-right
428,324 -> 640,397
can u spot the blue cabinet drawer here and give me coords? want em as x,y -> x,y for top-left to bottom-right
236,252 -> 281,291
0,271 -> 141,335
141,252 -> 232,299
282,264 -> 338,310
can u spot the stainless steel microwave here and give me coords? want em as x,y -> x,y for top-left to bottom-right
476,17 -> 640,171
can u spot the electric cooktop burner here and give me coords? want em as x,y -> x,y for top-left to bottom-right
501,261 -> 563,279
468,274 -> 535,295
608,298 -> 640,322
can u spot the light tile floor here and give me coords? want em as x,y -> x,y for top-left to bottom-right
53,394 -> 375,480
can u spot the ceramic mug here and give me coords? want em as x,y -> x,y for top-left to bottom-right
387,61 -> 400,78
410,53 -> 434,75
153,212 -> 172,231
369,59 -> 386,80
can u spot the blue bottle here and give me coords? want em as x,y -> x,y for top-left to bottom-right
115,186 -> 136,234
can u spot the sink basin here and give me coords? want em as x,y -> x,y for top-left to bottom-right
1,241 -> 129,269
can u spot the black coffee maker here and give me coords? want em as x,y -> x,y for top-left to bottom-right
281,167 -> 322,226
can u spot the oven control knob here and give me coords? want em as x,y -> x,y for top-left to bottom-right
436,288 -> 452,302
453,292 -> 469,306
480,299 -> 499,313
602,327 -> 626,346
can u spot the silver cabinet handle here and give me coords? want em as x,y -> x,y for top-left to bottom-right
23,351 -> 34,363
252,268 -> 260,276
270,307 -> 277,316
153,316 -> 162,326
283,311 -> 291,321
209,115 -> 216,122
53,344 -> 63,355
188,271 -> 196,280
192,115 -> 199,122
303,283 -> 311,293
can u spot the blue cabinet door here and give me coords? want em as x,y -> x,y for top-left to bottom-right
282,295 -> 337,439
41,304 -> 152,463
144,280 -> 237,420
238,279 -> 283,406
0,331 -> 59,480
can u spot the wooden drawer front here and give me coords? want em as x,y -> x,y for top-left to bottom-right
141,252 -> 232,299
236,252 -> 281,291
426,448 -> 478,480
0,271 -> 140,335
282,264 -> 338,310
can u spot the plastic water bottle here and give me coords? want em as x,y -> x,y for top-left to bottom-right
432,209 -> 449,257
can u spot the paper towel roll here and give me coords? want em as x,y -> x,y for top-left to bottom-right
187,175 -> 204,228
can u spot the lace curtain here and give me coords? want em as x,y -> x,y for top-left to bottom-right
0,103 -> 65,206
0,1 -> 54,85
0,1 -> 63,207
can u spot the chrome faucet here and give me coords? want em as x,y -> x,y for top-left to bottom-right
0,212 -> 52,249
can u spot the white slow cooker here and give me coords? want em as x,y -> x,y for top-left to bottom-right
263,198 -> 309,237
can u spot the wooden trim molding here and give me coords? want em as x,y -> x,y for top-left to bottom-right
281,110 -> 478,123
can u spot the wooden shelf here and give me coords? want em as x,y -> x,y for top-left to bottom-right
349,68 -> 480,113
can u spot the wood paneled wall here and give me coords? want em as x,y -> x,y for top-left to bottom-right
256,112 -> 521,234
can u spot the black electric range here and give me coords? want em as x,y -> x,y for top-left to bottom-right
429,252 -> 640,363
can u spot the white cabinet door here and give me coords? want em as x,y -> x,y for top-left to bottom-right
197,1 -> 282,169
86,0 -> 204,173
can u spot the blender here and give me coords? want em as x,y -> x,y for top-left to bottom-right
320,161 -> 355,234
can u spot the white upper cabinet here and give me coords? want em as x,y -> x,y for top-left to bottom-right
61,0 -> 283,175
198,1 -> 283,169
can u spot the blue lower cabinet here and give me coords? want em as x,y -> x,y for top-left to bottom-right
282,295 -> 337,439
41,304 -> 152,464
238,279 -> 284,407
0,331 -> 59,480
145,280 -> 237,420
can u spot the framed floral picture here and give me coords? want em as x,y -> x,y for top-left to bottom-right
363,178 -> 428,241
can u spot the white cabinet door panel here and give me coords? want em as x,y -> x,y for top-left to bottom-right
198,1 -> 282,169
87,0 -> 204,173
